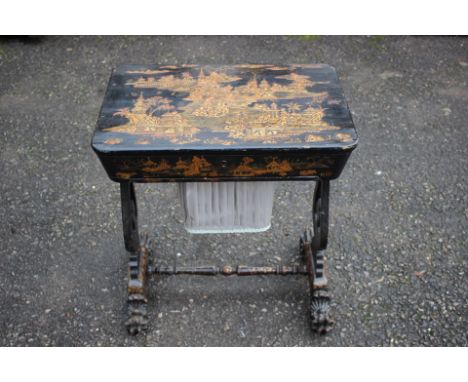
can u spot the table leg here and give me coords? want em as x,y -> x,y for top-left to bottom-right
120,182 -> 150,334
120,182 -> 140,252
300,179 -> 334,334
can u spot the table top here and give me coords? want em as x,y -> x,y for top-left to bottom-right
92,64 -> 358,154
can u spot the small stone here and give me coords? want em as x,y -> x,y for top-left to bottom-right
379,71 -> 403,80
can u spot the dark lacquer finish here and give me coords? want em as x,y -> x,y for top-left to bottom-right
91,64 -> 355,334
92,64 -> 357,181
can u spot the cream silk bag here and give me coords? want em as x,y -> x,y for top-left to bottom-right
179,182 -> 276,233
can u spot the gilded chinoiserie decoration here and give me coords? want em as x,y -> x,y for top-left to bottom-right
126,69 -> 173,75
173,156 -> 218,177
93,65 -> 358,182
102,65 -> 346,145
104,138 -> 123,145
335,133 -> 353,142
141,159 -> 171,173
105,93 -> 200,144
115,171 -> 137,180
233,157 -> 293,177
108,150 -> 346,181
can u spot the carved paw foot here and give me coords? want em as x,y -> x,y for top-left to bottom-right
310,289 -> 334,334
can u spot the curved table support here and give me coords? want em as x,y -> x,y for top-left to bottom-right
300,179 -> 334,334
120,182 -> 151,334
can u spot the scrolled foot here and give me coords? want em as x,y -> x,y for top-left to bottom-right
310,289 -> 334,334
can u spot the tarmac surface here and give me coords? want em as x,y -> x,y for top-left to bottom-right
0,36 -> 466,346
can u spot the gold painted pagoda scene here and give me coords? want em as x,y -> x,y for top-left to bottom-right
96,64 -> 357,148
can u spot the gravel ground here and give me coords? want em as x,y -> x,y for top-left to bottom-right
0,36 -> 466,346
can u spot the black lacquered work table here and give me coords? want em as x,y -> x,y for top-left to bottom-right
92,64 -> 358,334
